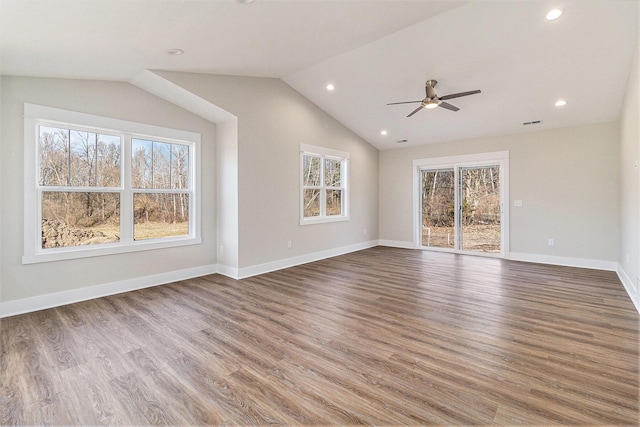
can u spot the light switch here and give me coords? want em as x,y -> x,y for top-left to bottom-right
514,200 -> 523,207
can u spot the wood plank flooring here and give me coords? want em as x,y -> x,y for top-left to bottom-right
1,247 -> 638,425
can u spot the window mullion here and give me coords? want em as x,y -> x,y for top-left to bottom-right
320,156 -> 326,218
121,135 -> 133,244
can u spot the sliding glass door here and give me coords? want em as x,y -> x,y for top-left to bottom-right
415,152 -> 508,257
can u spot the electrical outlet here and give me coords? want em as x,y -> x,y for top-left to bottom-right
514,200 -> 523,207
548,238 -> 555,247
364,228 -> 367,235
287,240 -> 292,249
219,245 -> 224,254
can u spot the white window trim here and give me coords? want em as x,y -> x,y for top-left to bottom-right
300,143 -> 350,225
23,103 -> 202,264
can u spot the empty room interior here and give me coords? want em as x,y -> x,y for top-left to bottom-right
1,0 -> 639,425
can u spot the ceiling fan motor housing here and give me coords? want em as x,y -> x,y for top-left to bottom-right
426,79 -> 438,99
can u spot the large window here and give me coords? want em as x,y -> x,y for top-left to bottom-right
300,144 -> 349,224
24,104 -> 201,264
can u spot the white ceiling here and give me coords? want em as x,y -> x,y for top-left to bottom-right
1,0 -> 638,150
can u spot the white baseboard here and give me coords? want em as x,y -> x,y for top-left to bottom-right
5,245 -> 637,317
617,265 -> 640,314
216,264 -> 240,280
234,240 -> 379,279
1,241 -> 379,317
509,252 -> 617,271
378,239 -> 416,249
0,264 -> 218,318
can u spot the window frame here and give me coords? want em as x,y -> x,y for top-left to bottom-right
299,143 -> 349,225
23,103 -> 202,264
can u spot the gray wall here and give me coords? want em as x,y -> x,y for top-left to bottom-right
379,122 -> 620,264
0,71 -> 380,306
0,76 -> 217,302
619,42 -> 639,308
155,72 -> 380,270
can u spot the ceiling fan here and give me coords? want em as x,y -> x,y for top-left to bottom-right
387,80 -> 481,117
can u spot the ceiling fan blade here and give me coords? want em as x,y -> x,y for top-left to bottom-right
407,105 -> 425,117
387,100 -> 422,105
439,101 -> 459,112
440,90 -> 481,101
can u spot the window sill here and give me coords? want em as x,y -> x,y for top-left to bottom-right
22,236 -> 202,264
299,215 -> 350,226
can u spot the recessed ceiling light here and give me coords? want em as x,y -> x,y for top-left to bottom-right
380,130 -> 388,136
326,83 -> 335,91
546,9 -> 563,20
555,99 -> 567,107
165,48 -> 184,56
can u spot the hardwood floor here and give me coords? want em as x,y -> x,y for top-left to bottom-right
1,247 -> 638,425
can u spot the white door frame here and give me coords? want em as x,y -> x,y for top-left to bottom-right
412,151 -> 510,258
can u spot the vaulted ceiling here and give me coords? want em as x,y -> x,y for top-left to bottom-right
2,0 -> 637,149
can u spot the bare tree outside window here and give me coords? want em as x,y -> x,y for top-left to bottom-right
421,166 -> 500,252
39,126 -> 70,186
324,158 -> 342,215
39,127 -> 121,248
39,127 -> 191,248
131,138 -> 190,240
303,155 -> 321,217
301,149 -> 347,221
134,193 -> 189,240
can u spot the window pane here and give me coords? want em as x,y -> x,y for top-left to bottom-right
134,193 -> 189,240
132,139 -> 153,188
326,189 -> 342,216
69,130 -> 97,186
303,189 -> 320,217
39,126 -> 69,186
171,144 -> 189,189
41,192 -> 120,248
153,142 -> 171,189
303,155 -> 320,186
97,134 -> 121,187
461,166 -> 501,253
421,169 -> 455,248
325,158 -> 341,188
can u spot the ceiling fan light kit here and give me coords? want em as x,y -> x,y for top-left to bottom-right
546,8 -> 563,20
387,79 -> 481,117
